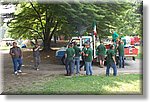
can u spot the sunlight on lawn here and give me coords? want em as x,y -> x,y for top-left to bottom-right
103,80 -> 141,94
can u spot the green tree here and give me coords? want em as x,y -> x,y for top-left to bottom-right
7,1 -> 142,51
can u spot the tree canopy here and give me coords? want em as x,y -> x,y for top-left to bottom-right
7,0 -> 142,50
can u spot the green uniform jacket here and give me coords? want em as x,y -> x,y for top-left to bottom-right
113,43 -> 117,55
85,47 -> 93,62
82,47 -> 87,53
73,45 -> 81,57
96,44 -> 106,56
65,47 -> 75,60
112,32 -> 119,42
106,49 -> 115,64
117,44 -> 124,56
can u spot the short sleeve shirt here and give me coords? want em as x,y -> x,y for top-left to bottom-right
73,45 -> 81,57
85,48 -> 93,62
113,43 -> 117,55
117,44 -> 124,56
82,47 -> 87,53
66,47 -> 75,60
112,32 -> 119,42
96,44 -> 106,56
106,49 -> 115,64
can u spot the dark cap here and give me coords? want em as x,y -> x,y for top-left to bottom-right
68,43 -> 73,47
110,44 -> 114,49
84,42 -> 90,45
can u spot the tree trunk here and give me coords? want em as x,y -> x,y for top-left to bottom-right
43,39 -> 50,51
43,31 -> 51,51
34,38 -> 38,44
54,35 -> 57,44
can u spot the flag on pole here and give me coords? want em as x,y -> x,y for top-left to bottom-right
92,20 -> 97,36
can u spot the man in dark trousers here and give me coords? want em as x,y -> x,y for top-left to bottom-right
65,43 -> 75,76
9,42 -> 23,75
117,41 -> 125,68
106,45 -> 117,76
33,43 -> 41,70
96,41 -> 106,68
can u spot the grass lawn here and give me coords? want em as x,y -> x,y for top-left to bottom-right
13,74 -> 142,95
135,46 -> 142,59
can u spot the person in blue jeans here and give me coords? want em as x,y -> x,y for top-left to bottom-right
65,43 -> 75,76
117,41 -> 125,68
106,45 -> 117,76
73,42 -> 81,75
9,42 -> 23,75
84,42 -> 93,75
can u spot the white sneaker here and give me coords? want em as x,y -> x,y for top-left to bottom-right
36,68 -> 39,71
14,71 -> 18,75
18,70 -> 22,73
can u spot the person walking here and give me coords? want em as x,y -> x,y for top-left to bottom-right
96,41 -> 106,68
84,42 -> 93,75
73,42 -> 81,75
65,43 -> 75,76
117,41 -> 125,68
9,42 -> 23,75
106,45 -> 117,76
33,43 -> 41,70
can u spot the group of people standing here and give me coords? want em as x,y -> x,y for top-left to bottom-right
65,42 -> 93,76
65,38 -> 125,76
9,36 -> 124,77
9,42 -> 41,75
97,38 -> 125,76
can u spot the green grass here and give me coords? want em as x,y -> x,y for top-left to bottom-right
136,52 -> 143,59
135,46 -> 142,59
14,74 -> 142,95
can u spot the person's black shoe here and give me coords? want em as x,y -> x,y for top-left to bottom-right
64,74 -> 69,76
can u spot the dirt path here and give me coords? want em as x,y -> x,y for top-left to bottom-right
1,49 -> 142,94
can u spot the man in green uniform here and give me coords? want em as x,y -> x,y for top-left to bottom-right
65,43 -> 75,76
84,42 -> 93,75
73,42 -> 81,75
81,44 -> 87,71
96,41 -> 106,68
112,39 -> 118,65
112,31 -> 119,43
117,41 -> 125,68
106,45 -> 117,76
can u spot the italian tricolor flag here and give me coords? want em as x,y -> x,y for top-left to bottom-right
92,21 -> 97,36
